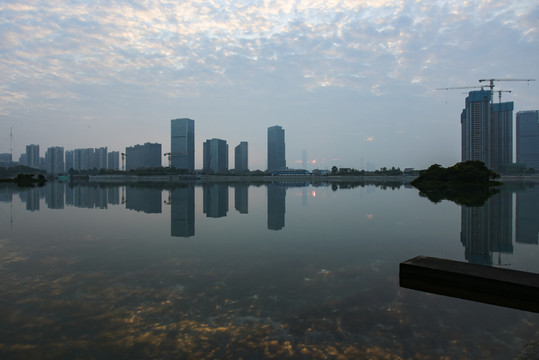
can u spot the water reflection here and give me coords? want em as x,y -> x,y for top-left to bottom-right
516,183 -> 539,245
125,186 -> 162,213
170,184 -> 195,237
460,188 -> 513,265
1,180 -> 538,359
4,181 -> 539,254
267,183 -> 286,230
234,184 -> 248,214
203,183 -> 229,218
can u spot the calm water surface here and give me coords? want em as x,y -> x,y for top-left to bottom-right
0,180 -> 538,359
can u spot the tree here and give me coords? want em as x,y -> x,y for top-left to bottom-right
331,166 -> 338,175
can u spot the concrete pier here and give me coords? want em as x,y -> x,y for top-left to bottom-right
399,256 -> 539,313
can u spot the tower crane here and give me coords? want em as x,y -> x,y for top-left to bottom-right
436,86 -> 486,91
494,90 -> 511,103
478,78 -> 535,105
478,78 -> 535,92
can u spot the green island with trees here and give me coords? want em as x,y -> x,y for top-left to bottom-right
411,160 -> 502,207
0,172 -> 48,187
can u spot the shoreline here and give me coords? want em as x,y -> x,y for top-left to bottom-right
81,174 -> 419,184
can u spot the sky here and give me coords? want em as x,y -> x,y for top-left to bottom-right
1,0 -> 538,171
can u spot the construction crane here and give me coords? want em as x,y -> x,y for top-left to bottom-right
494,90 -> 511,103
478,78 -> 535,92
478,78 -> 535,105
164,151 -> 191,168
436,86 -> 487,91
121,152 -> 127,171
436,86 -> 488,104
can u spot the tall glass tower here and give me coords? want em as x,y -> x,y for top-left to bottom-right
203,138 -> 228,173
461,90 -> 513,170
267,125 -> 285,170
516,110 -> 539,170
171,118 -> 195,171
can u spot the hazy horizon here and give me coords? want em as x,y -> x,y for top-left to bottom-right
1,1 -> 538,170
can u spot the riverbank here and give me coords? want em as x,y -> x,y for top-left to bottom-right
84,174 -> 418,184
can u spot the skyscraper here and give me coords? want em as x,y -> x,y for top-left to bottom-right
26,144 -> 40,169
267,125 -> 285,170
234,141 -> 248,171
125,142 -> 162,170
491,101 -> 513,171
516,110 -> 539,170
203,138 -> 228,173
45,146 -> 64,174
461,90 -> 513,170
171,118 -> 195,171
95,147 -> 108,170
108,151 -> 120,170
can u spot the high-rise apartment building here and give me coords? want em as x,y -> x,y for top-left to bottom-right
461,90 -> 513,170
45,146 -> 64,174
74,148 -> 95,170
108,151 -> 120,170
267,125 -> 285,170
491,102 -> 513,171
234,141 -> 248,171
25,144 -> 40,169
516,110 -> 539,170
171,118 -> 195,171
95,147 -> 108,170
125,142 -> 162,170
203,138 -> 228,173
0,153 -> 12,165
65,150 -> 74,172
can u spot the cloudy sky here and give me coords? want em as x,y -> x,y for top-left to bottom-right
1,0 -> 538,170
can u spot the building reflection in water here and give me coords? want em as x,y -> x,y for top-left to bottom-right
108,187 -> 120,205
125,187 -> 162,214
170,185 -> 195,237
203,183 -> 228,218
6,182 -> 539,250
516,185 -> 539,245
460,190 -> 513,266
66,185 -> 109,209
19,186 -> 41,211
234,184 -> 248,214
0,186 -> 13,203
45,182 -> 65,209
267,183 -> 286,230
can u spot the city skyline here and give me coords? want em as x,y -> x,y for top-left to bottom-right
1,1 -> 538,170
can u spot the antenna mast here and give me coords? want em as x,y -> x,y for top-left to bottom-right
10,127 -> 13,161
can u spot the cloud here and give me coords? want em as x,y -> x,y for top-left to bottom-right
1,0 -> 537,169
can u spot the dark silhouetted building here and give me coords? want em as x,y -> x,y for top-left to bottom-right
461,90 -> 514,171
171,118 -> 195,171
235,141 -> 248,171
125,142 -> 162,170
25,144 -> 40,169
45,146 -> 64,174
516,110 -> 539,170
203,138 -> 228,173
108,151 -> 120,170
268,125 -> 285,170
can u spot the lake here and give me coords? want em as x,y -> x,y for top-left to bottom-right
0,179 -> 538,359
